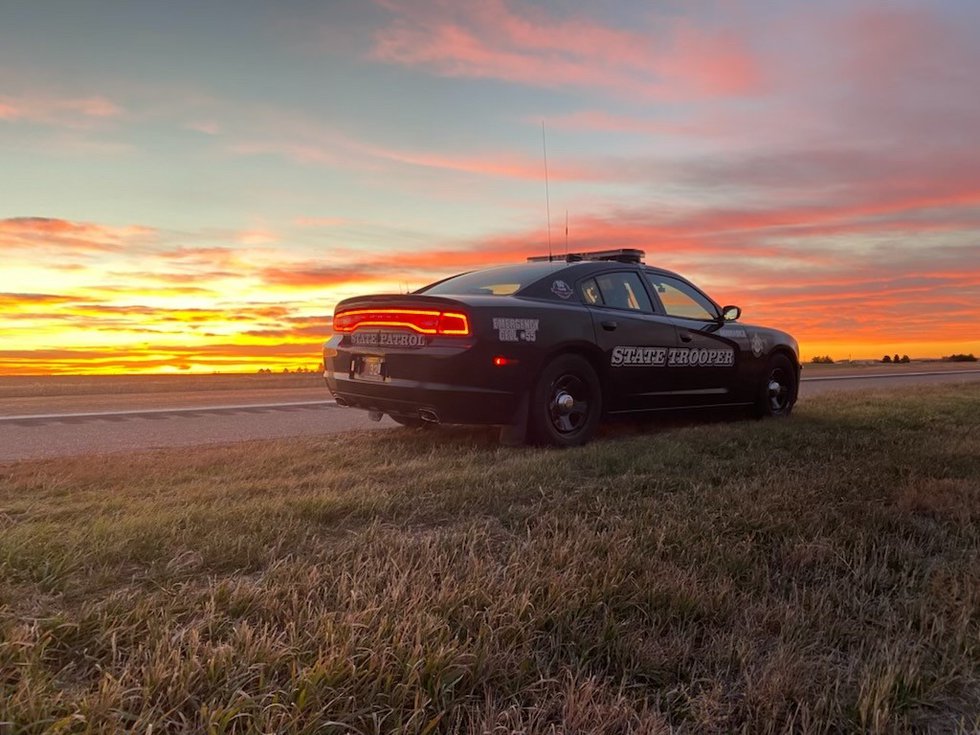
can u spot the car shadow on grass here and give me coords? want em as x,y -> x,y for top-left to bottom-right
384,405 -> 758,451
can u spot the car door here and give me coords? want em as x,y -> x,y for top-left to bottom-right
580,270 -> 682,412
643,271 -> 742,406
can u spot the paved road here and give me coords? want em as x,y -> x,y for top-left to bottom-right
2,369 -> 978,462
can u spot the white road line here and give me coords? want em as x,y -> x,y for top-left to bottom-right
801,369 -> 980,382
0,399 -> 337,423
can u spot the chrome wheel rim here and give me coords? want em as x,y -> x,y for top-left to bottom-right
768,368 -> 791,412
548,374 -> 590,435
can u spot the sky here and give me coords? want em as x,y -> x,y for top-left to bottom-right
1,0 -> 979,374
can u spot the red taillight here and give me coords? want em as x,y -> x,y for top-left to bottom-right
492,355 -> 518,367
437,312 -> 469,335
333,308 -> 470,336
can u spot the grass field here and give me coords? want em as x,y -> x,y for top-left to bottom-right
1,385 -> 978,733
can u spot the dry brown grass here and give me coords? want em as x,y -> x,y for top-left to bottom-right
1,384 -> 978,733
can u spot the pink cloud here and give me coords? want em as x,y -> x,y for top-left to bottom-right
228,140 -> 345,167
369,0 -> 766,100
228,120 -> 596,181
542,110 -> 714,137
235,228 -> 279,246
356,143 -> 592,181
658,22 -> 764,96
0,94 -> 123,127
185,120 -> 221,135
836,6 -> 975,94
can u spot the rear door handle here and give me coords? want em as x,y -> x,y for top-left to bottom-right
601,320 -> 618,331
679,331 -> 693,343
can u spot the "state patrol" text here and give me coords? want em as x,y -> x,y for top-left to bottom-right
349,332 -> 428,347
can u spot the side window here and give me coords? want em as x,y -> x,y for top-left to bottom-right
647,274 -> 718,320
580,278 -> 602,305
594,272 -> 654,313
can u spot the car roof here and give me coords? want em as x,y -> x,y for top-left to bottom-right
530,259 -> 689,284
418,258 -> 695,298
447,259 -> 686,279
416,257 -> 693,296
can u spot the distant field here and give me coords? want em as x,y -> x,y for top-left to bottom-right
1,385 -> 978,732
0,372 -> 322,399
802,360 -> 977,374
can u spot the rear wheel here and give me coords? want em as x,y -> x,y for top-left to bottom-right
529,354 -> 602,446
755,354 -> 797,417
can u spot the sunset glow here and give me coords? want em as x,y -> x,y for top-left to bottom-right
2,1 -> 978,374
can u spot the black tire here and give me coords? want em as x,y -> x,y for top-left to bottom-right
754,354 -> 797,417
389,413 -> 428,429
528,354 -> 602,447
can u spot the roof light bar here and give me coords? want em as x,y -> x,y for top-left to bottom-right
527,248 -> 645,264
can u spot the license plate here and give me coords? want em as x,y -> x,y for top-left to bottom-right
357,356 -> 384,381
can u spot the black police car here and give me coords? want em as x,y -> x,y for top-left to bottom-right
323,249 -> 800,446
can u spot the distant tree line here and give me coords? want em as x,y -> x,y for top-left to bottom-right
942,353 -> 977,362
255,365 -> 324,374
882,355 -> 911,363
810,355 -> 835,364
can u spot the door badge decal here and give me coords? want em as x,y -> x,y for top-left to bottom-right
551,280 -> 573,299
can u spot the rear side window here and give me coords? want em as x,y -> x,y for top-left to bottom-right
590,272 -> 654,312
421,265 -> 542,296
580,278 -> 602,305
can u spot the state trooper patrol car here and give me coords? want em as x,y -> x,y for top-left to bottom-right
323,249 -> 800,446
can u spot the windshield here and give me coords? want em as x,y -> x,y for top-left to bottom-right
420,264 -> 555,296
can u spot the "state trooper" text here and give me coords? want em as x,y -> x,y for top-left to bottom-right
611,346 -> 735,367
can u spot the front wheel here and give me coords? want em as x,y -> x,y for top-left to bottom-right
754,354 -> 797,417
528,354 -> 602,447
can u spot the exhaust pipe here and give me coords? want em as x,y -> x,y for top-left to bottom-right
335,396 -> 350,407
418,408 -> 440,424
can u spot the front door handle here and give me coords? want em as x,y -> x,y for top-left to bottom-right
679,331 -> 693,343
601,320 -> 618,331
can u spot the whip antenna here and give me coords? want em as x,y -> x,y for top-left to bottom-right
565,209 -> 568,257
542,120 -> 552,261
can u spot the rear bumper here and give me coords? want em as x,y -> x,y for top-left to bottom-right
325,373 -> 522,425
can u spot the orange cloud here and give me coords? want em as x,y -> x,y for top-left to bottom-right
4,113 -> 980,377
0,342 -> 324,376
260,265 -> 381,289
0,292 -> 95,307
0,217 -> 155,254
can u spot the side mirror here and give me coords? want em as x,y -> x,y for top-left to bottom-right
721,305 -> 741,321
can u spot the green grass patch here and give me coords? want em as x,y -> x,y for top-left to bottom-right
1,385 -> 978,732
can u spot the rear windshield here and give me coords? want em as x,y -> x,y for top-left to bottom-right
419,264 -> 555,296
